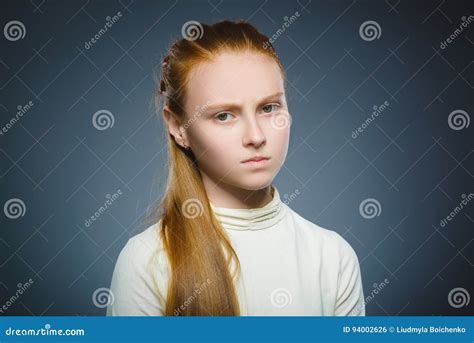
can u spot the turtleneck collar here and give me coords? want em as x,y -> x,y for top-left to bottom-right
209,185 -> 286,231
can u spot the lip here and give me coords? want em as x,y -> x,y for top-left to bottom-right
242,156 -> 270,165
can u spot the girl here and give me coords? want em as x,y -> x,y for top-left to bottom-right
107,20 -> 365,316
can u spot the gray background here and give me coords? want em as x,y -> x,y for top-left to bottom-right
0,0 -> 472,316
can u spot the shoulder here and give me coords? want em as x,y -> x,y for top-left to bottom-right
284,204 -> 363,293
285,204 -> 358,261
284,206 -> 365,315
124,221 -> 163,255
107,221 -> 168,316
117,222 -> 165,271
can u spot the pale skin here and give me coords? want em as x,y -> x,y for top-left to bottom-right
163,51 -> 291,209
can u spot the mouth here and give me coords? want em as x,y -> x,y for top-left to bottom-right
241,156 -> 271,165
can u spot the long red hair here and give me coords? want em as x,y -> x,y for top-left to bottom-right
154,20 -> 286,316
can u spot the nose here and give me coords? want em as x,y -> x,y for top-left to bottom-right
242,114 -> 266,148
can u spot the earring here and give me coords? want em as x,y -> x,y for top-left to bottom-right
179,133 -> 190,150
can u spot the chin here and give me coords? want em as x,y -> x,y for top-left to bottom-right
235,178 -> 273,191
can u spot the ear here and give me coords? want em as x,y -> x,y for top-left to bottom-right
163,106 -> 188,148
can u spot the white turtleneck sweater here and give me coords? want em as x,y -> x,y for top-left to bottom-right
106,186 -> 365,316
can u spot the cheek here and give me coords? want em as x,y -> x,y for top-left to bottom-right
188,125 -> 238,161
268,127 -> 290,157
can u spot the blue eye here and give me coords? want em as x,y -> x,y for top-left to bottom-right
262,103 -> 279,113
215,112 -> 233,122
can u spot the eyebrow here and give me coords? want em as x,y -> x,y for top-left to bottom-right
204,92 -> 284,112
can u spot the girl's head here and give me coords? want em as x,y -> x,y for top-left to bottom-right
160,20 -> 291,192
155,20 -> 290,316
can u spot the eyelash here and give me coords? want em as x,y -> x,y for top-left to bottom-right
213,103 -> 281,122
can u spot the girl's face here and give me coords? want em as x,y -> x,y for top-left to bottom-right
178,51 -> 290,191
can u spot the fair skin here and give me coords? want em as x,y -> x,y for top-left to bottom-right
163,51 -> 290,209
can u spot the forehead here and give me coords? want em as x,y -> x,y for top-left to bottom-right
185,51 -> 284,107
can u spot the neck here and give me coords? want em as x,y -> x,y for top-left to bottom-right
201,174 -> 273,209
